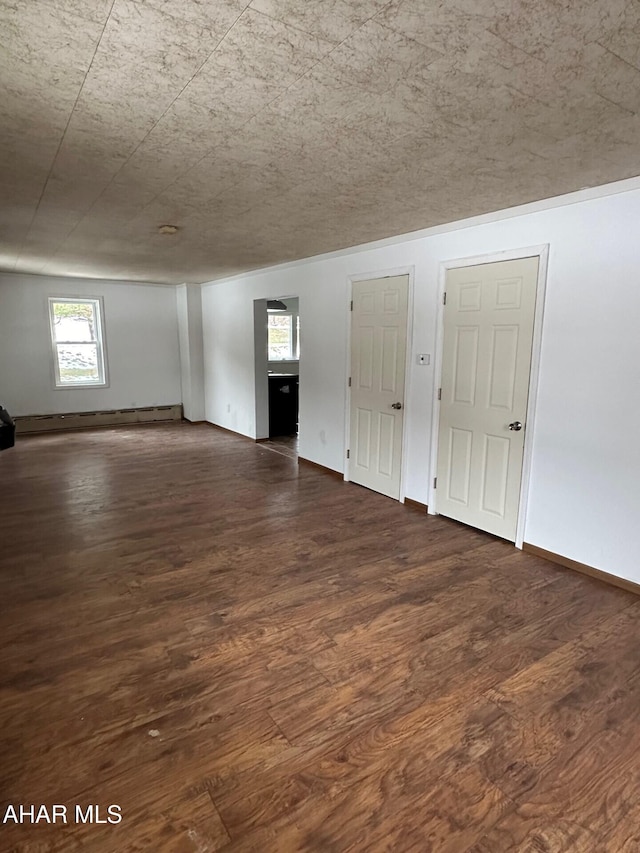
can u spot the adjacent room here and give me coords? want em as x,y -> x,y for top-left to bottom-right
1,0 -> 640,850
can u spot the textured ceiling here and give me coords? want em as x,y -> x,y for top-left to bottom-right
1,0 -> 639,285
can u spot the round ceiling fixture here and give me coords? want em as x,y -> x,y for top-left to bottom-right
158,224 -> 179,235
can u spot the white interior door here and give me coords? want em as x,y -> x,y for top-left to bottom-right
436,257 -> 539,540
349,275 -> 408,499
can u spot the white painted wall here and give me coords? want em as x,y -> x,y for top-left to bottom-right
0,272 -> 182,416
176,283 -> 205,421
201,181 -> 640,585
254,298 -> 269,439
268,360 -> 299,373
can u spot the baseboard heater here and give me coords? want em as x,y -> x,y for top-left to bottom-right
14,404 -> 183,434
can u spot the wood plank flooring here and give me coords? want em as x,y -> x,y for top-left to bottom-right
1,422 -> 639,852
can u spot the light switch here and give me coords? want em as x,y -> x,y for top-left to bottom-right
417,353 -> 430,365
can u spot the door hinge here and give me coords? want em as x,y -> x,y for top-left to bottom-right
347,449 -> 350,459
437,388 -> 441,400
433,477 -> 437,489
443,292 -> 447,305
348,377 -> 352,387
350,300 -> 353,311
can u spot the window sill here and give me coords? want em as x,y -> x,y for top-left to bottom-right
53,382 -> 109,390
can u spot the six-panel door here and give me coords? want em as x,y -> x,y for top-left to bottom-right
436,257 -> 539,540
349,275 -> 409,500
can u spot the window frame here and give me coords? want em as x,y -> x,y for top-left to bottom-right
267,311 -> 297,362
48,296 -> 108,389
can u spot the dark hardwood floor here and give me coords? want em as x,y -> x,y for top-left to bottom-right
258,434 -> 299,461
1,422 -> 639,852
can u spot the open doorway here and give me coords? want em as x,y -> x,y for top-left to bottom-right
254,296 -> 300,458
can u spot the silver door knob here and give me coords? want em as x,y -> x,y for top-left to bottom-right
391,402 -> 403,410
508,421 -> 523,431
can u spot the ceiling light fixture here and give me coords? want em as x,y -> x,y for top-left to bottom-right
267,299 -> 287,312
158,224 -> 179,235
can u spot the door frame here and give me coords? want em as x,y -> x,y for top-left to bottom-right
344,266 -> 415,503
253,294 -> 300,441
428,245 -> 550,547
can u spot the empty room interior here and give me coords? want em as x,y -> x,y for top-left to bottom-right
2,0 -> 640,850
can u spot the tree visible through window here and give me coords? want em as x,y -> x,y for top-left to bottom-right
49,298 -> 106,387
268,314 -> 293,360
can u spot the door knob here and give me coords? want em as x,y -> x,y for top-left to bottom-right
508,421 -> 523,431
391,402 -> 403,410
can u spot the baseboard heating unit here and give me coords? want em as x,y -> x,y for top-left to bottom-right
14,404 -> 183,434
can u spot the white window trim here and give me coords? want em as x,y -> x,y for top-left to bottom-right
48,296 -> 109,389
267,311 -> 298,361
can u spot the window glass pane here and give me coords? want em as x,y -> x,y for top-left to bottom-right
52,301 -> 97,343
49,298 -> 106,387
268,315 -> 292,359
56,343 -> 100,384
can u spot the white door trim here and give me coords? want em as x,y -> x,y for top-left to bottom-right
345,266 -> 415,503
428,246 -> 550,548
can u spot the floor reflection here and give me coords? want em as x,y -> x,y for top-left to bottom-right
259,434 -> 298,460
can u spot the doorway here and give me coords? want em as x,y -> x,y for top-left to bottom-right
434,255 -> 542,541
348,274 -> 409,500
254,296 -> 300,450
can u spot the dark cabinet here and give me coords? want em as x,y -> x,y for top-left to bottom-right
268,374 -> 298,437
0,405 -> 15,451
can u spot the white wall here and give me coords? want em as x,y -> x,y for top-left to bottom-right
201,182 -> 640,585
176,283 -> 205,421
268,360 -> 299,373
0,272 -> 182,416
254,298 -> 269,439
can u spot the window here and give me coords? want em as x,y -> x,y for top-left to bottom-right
268,314 -> 294,360
49,298 -> 107,387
